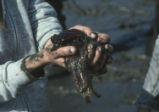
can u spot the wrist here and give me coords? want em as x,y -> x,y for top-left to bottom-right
25,52 -> 46,69
22,52 -> 47,78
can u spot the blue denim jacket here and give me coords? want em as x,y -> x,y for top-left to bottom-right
0,0 -> 62,111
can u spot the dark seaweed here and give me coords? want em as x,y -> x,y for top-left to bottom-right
51,30 -> 111,103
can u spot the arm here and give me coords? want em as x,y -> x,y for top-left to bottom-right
0,45 -> 76,103
0,59 -> 32,102
0,0 -> 62,102
28,0 -> 62,50
143,37 -> 159,97
28,0 -> 112,73
137,37 -> 159,112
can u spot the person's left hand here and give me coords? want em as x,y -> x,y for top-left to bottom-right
69,25 -> 113,74
44,25 -> 113,75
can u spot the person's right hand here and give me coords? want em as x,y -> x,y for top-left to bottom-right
23,45 -> 76,77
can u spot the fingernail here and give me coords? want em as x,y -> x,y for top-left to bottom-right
97,47 -> 101,51
105,44 -> 113,52
69,47 -> 75,54
88,44 -> 93,49
105,44 -> 109,49
90,33 -> 96,39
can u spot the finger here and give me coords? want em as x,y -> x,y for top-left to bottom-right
54,58 -> 66,68
92,46 -> 101,65
89,32 -> 97,39
93,54 -> 107,74
52,46 -> 76,58
96,55 -> 113,74
70,25 -> 95,38
105,44 -> 113,52
97,33 -> 110,43
88,44 -> 96,60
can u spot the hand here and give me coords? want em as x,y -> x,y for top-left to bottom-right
23,46 -> 76,77
69,25 -> 113,74
44,24 -> 113,74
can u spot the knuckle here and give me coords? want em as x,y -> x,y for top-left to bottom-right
75,24 -> 82,27
97,46 -> 101,52
88,44 -> 93,51
86,27 -> 91,31
105,34 -> 109,38
86,28 -> 92,33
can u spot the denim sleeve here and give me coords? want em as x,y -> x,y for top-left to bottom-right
143,36 -> 159,97
0,59 -> 31,102
28,0 -> 62,50
136,36 -> 159,110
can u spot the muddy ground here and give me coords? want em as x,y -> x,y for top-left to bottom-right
46,0 -> 158,112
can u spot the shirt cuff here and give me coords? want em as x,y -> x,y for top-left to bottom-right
38,30 -> 61,50
3,59 -> 31,97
